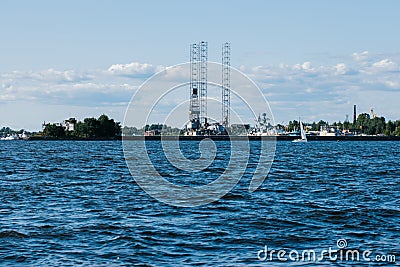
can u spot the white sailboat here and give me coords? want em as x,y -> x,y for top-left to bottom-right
292,121 -> 307,143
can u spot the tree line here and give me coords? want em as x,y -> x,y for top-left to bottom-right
0,127 -> 27,136
122,124 -> 182,136
44,114 -> 121,139
286,113 -> 400,136
122,113 -> 400,137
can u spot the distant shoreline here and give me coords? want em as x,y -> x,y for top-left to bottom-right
126,135 -> 400,141
25,135 -> 400,141
27,136 -> 121,141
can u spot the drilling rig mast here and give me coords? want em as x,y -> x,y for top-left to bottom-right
186,41 -> 230,136
222,42 -> 231,127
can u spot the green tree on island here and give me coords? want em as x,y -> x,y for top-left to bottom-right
43,124 -> 66,138
43,114 -> 121,139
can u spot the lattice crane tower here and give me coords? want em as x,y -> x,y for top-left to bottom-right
222,42 -> 231,127
189,41 -> 208,126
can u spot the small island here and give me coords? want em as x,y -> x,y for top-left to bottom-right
30,114 -> 121,140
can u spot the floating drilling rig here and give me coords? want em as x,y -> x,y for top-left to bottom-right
184,41 -> 231,136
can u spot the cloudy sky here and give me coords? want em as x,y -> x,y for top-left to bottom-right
1,0 -> 400,130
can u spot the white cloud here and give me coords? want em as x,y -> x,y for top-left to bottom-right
371,59 -> 397,70
352,51 -> 369,62
43,69 -> 90,82
302,61 -> 312,71
293,61 -> 314,72
162,64 -> 189,81
0,66 -> 139,107
9,69 -> 91,83
334,63 -> 347,75
245,52 -> 400,122
384,80 -> 399,88
107,62 -> 164,77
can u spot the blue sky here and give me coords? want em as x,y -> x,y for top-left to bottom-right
1,1 -> 400,130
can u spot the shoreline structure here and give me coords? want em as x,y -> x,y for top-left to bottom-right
27,135 -> 400,141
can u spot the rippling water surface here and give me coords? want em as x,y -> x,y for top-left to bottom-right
0,140 -> 399,266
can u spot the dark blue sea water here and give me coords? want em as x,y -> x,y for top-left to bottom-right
0,140 -> 399,266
